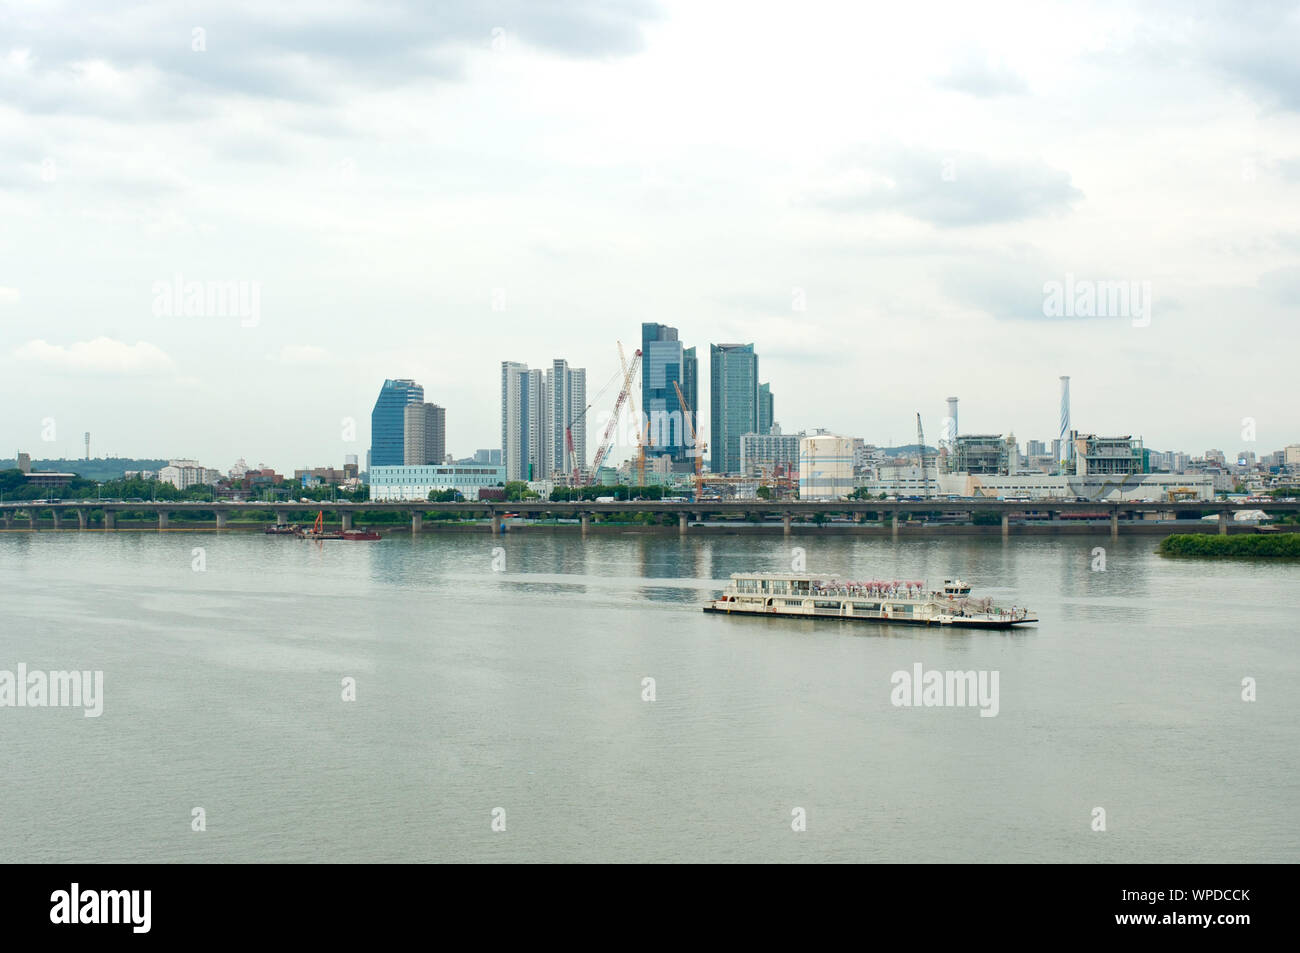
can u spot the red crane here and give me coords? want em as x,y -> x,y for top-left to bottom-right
588,346 -> 641,484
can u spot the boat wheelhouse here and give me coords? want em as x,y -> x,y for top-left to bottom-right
703,573 -> 1035,629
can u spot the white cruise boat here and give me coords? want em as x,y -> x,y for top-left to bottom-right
703,573 -> 1036,629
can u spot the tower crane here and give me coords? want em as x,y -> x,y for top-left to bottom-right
562,363 -> 629,485
673,380 -> 705,502
619,341 -> 651,487
588,346 -> 642,484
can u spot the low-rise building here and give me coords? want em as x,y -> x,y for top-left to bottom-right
293,466 -> 354,485
23,471 -> 76,489
369,464 -> 506,501
740,431 -> 801,478
159,460 -> 221,489
856,464 -> 941,497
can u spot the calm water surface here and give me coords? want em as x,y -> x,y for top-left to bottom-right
1,530 -> 1296,862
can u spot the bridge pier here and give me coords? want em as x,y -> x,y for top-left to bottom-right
215,511 -> 227,529
341,512 -> 353,531
679,513 -> 688,535
1111,511 -> 1119,539
51,510 -> 61,530
103,510 -> 115,530
158,511 -> 169,530
891,513 -> 899,540
580,513 -> 589,536
783,514 -> 792,536
77,509 -> 87,530
1218,511 -> 1229,535
411,512 -> 422,533
1,511 -> 10,529
490,513 -> 501,535
1002,513 -> 1009,537
276,511 -> 288,526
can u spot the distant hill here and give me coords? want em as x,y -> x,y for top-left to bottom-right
0,458 -> 169,482
881,444 -> 934,457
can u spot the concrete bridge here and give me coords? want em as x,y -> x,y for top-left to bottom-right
1,498 -> 1295,538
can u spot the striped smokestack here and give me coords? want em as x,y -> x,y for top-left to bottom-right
1059,376 -> 1071,465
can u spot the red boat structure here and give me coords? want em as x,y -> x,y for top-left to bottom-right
269,511 -> 382,541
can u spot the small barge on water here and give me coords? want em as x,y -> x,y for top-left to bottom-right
264,512 -> 382,541
703,573 -> 1035,629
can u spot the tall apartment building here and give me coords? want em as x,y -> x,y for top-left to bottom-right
547,359 -> 586,480
710,343 -> 759,475
403,402 -> 446,466
502,359 -> 586,482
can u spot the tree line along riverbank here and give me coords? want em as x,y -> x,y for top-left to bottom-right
1158,534 -> 1300,558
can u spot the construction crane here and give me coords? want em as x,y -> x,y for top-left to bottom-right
564,422 -> 580,483
673,379 -> 705,502
588,346 -> 642,484
916,412 -> 933,500
561,363 -> 628,485
619,342 -> 651,487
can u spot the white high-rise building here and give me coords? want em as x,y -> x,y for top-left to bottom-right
503,359 -> 586,482
501,361 -> 527,482
547,359 -> 586,479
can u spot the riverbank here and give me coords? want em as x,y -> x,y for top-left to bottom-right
5,519 -> 1298,538
1157,533 -> 1300,558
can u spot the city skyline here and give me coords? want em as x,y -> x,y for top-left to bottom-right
3,2 -> 1298,469
6,353 -> 1298,478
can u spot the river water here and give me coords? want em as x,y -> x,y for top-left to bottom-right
1,530 -> 1295,863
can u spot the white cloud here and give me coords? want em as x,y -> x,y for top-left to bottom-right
0,287 -> 19,303
278,344 -> 329,364
13,338 -> 174,375
1,0 -> 1298,465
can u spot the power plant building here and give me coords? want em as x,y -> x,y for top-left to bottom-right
799,434 -> 855,500
1069,433 -> 1146,477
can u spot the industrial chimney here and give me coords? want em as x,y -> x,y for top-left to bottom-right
1059,377 -> 1071,467
945,397 -> 959,444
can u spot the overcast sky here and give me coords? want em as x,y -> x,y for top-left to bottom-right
3,0 -> 1298,471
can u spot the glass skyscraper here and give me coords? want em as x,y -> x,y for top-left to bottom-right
710,343 -> 758,475
370,378 -> 424,467
641,323 -> 698,465
758,382 -> 774,435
